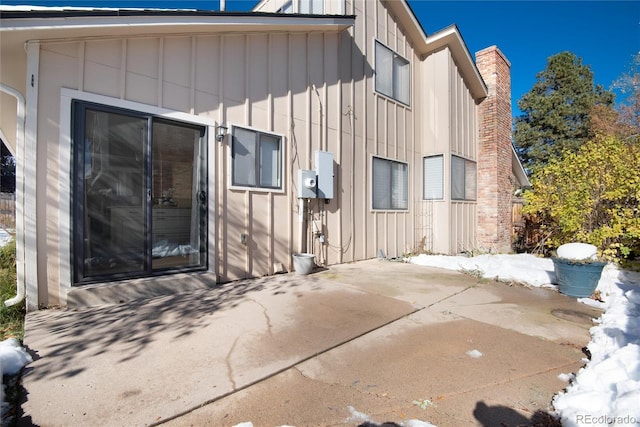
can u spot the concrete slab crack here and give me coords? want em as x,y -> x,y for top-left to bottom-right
427,284 -> 477,308
226,336 -> 239,390
249,299 -> 273,337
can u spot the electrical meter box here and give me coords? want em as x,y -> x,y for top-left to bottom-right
297,169 -> 317,199
315,150 -> 334,199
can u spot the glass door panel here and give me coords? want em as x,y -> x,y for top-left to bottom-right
81,108 -> 147,278
151,121 -> 206,270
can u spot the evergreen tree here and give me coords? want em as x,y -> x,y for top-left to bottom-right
514,51 -> 615,172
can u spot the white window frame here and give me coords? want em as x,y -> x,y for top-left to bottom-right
423,154 -> 444,200
228,124 -> 285,193
451,155 -> 477,201
374,40 -> 411,106
371,155 -> 409,211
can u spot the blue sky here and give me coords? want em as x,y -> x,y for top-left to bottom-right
3,0 -> 639,116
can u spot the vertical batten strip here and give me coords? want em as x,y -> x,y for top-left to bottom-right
190,37 -> 196,115
267,34 -> 274,274
363,0 -> 370,258
336,33 -> 343,264
120,39 -> 126,99
157,38 -> 163,108
306,34 -> 312,170
24,42 -> 40,311
243,35 -> 251,276
78,42 -> 85,92
217,35 -> 226,280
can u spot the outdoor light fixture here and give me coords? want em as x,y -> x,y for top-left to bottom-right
216,124 -> 228,142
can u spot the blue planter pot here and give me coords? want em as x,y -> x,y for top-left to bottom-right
552,257 -> 606,298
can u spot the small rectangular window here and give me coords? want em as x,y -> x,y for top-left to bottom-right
231,126 -> 283,190
372,156 -> 408,210
299,0 -> 322,14
451,155 -> 476,201
423,155 -> 444,200
375,41 -> 410,105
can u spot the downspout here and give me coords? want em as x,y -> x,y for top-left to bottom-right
220,0 -> 225,11
1,83 -> 26,307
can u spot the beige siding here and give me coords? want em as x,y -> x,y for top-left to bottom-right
419,47 -> 478,255
14,0 -> 488,305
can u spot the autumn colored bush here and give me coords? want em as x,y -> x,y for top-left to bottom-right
522,134 -> 640,263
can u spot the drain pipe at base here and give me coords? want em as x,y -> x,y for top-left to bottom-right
1,83 -> 26,307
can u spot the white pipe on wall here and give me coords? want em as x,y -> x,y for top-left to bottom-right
0,83 -> 26,307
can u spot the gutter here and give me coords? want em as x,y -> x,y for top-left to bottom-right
0,83 -> 26,307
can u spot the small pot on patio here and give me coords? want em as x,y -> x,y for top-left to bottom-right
552,243 -> 606,298
292,253 -> 315,275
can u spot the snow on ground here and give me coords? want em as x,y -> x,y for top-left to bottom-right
0,338 -> 32,420
4,250 -> 638,426
0,230 -> 12,248
410,253 -> 640,426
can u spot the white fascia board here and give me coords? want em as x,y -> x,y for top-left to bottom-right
0,14 -> 354,33
511,144 -> 531,188
423,26 -> 487,100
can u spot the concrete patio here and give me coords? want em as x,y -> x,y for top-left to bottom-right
19,259 -> 601,426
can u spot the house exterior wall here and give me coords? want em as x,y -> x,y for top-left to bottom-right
17,0 -> 430,306
419,47 -> 478,255
0,0 -> 508,309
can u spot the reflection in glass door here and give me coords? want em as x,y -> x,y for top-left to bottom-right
151,121 -> 206,270
73,102 -> 206,284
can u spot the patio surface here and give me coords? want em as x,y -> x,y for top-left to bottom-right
19,259 -> 601,426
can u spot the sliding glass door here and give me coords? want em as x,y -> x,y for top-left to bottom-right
73,102 -> 207,284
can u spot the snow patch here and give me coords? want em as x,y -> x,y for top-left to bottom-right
466,349 -> 483,358
556,243 -> 598,261
0,338 -> 32,420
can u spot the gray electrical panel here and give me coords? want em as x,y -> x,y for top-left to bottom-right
315,150 -> 334,199
297,169 -> 317,199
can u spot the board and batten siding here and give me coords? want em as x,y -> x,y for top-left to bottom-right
32,0 -> 421,305
419,47 -> 478,255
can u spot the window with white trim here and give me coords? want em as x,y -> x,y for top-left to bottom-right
451,155 -> 477,201
299,0 -> 322,14
423,155 -> 444,200
375,41 -> 410,105
231,126 -> 283,190
372,156 -> 408,210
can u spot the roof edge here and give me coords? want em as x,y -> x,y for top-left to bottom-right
423,25 -> 488,100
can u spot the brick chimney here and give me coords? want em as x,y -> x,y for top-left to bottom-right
475,46 -> 513,253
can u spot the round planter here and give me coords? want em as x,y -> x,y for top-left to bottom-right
552,257 -> 606,298
292,253 -> 315,275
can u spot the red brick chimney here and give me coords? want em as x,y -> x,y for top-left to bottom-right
475,46 -> 513,253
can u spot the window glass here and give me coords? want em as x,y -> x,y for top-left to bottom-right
372,156 -> 408,210
423,155 -> 443,200
300,0 -> 322,13
260,133 -> 281,188
232,127 -> 257,187
232,126 -> 283,190
465,160 -> 477,201
375,43 -> 394,99
375,41 -> 410,105
451,155 -> 476,201
451,156 -> 465,200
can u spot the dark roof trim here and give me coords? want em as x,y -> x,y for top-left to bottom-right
0,8 -> 354,20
